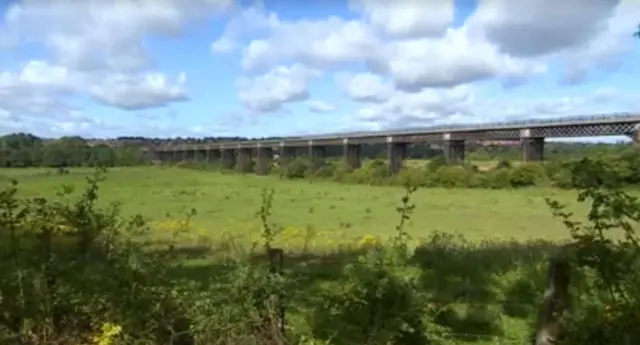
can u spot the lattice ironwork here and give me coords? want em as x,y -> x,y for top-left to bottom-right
299,112 -> 640,140
450,129 -> 521,140
530,123 -> 637,138
152,118 -> 640,152
394,133 -> 443,142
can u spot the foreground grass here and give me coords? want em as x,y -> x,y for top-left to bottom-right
2,166 -> 585,243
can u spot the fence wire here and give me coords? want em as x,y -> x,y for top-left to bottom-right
254,247 -> 546,345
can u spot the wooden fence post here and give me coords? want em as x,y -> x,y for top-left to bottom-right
532,256 -> 571,345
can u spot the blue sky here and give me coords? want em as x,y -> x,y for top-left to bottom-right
0,0 -> 639,141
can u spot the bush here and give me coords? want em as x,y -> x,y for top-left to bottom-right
508,163 -> 547,187
0,169 -> 196,344
312,163 -> 336,179
396,167 -> 428,187
427,166 -> 473,188
495,159 -> 512,169
543,157 -> 640,345
0,169 -> 303,345
479,169 -> 513,189
310,249 -> 437,345
280,157 -> 311,179
544,160 -> 574,189
426,156 -> 447,172
350,159 -> 388,184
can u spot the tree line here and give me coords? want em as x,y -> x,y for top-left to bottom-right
0,132 -> 635,168
0,133 -> 148,168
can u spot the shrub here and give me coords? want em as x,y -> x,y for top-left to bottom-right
0,169 -> 197,344
312,163 -> 336,179
310,186 -> 447,345
0,169 -> 298,345
310,250 -> 437,345
396,167 -> 428,187
544,160 -> 574,189
350,159 -> 388,184
544,157 -> 640,345
427,166 -> 473,188
280,157 -> 311,179
479,169 -> 513,189
495,159 -> 512,169
426,156 -> 447,172
508,163 -> 547,187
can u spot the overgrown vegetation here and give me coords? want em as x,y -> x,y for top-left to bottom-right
178,143 -> 640,190
0,154 -> 639,344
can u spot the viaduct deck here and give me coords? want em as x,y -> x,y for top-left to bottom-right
148,112 -> 640,151
144,112 -> 640,174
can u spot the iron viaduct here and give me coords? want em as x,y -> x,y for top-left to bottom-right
143,112 -> 640,175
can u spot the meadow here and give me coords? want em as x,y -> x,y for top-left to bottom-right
0,165 -> 631,345
3,166 -> 584,244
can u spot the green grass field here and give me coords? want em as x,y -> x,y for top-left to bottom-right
2,166 -> 585,243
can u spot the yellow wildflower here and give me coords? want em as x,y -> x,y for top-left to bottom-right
92,322 -> 122,345
358,234 -> 379,248
281,226 -> 303,240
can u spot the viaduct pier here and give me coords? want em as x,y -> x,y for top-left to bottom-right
144,113 -> 640,175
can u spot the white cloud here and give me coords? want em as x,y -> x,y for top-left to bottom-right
337,72 -> 394,103
211,37 -> 236,53
238,16 -> 382,71
217,5 -> 547,100
307,100 -> 335,113
236,64 -> 321,112
2,1 -> 638,138
0,60 -> 76,93
0,105 -> 121,138
380,28 -> 548,90
211,6 -> 280,54
89,72 -> 188,110
217,1 -> 637,114
347,84 -> 635,130
0,0 -> 215,129
0,60 -> 189,123
352,0 -> 454,38
468,0 -> 640,83
2,0 -> 234,72
469,0 -> 619,58
354,85 -> 475,128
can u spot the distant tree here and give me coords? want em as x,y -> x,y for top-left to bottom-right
635,24 -> 640,38
0,133 -> 150,168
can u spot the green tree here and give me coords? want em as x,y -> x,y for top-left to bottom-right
87,145 -> 117,167
0,132 -> 150,168
0,132 -> 42,150
41,144 -> 69,167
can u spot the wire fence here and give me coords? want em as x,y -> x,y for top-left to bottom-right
260,247 -> 552,345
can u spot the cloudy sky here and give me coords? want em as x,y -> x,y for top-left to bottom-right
0,0 -> 639,139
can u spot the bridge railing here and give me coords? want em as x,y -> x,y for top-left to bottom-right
150,112 -> 640,148
297,112 -> 639,140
